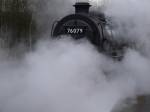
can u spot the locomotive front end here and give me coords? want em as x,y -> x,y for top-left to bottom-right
52,2 -> 105,47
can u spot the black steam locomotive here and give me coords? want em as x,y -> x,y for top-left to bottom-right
52,3 -> 149,112
52,2 -> 127,59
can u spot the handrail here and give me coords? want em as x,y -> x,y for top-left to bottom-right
51,20 -> 58,37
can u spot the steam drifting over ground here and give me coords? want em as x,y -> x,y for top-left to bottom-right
0,0 -> 150,112
0,38 -> 142,112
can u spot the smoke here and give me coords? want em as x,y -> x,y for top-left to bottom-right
27,0 -> 76,35
1,39 -> 150,112
0,38 -> 125,112
0,0 -> 150,112
104,0 -> 150,56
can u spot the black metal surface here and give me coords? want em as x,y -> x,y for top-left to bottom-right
73,2 -> 91,14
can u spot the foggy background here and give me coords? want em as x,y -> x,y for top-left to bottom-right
0,0 -> 150,112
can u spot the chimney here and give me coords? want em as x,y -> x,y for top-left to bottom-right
73,2 -> 91,14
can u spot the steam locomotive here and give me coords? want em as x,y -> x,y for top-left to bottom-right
52,3 -> 150,112
51,2 -> 127,60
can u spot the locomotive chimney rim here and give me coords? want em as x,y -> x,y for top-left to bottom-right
73,2 -> 91,14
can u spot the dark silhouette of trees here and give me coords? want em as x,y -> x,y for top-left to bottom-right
0,0 -> 36,48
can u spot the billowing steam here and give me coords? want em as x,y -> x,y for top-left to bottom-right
0,0 -> 150,112
104,0 -> 150,56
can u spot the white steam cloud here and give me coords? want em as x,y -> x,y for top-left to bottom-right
0,38 -> 141,112
0,0 -> 150,112
104,0 -> 150,56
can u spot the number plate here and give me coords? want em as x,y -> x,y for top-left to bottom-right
64,26 -> 87,34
